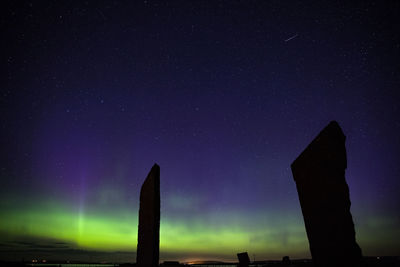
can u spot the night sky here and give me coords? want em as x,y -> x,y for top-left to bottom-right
1,1 -> 399,263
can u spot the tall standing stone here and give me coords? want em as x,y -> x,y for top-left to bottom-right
136,164 -> 160,267
291,121 -> 362,267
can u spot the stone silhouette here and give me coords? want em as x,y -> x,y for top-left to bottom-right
282,256 -> 291,265
291,121 -> 363,267
237,252 -> 250,267
136,164 -> 160,267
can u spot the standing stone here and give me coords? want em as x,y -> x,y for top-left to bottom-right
237,252 -> 250,267
291,121 -> 363,267
136,164 -> 160,267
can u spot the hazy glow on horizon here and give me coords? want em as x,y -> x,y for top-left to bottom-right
0,197 -> 311,261
1,193 -> 399,262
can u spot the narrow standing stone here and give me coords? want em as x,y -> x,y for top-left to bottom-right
136,164 -> 160,267
291,121 -> 362,267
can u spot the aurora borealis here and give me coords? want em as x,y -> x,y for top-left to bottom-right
1,1 -> 399,263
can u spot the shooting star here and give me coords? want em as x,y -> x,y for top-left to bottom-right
284,33 -> 298,42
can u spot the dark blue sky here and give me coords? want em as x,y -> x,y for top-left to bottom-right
1,1 -> 399,263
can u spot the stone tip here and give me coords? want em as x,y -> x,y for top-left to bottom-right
152,163 -> 160,170
291,120 -> 346,170
329,120 -> 339,127
327,120 -> 342,130
323,120 -> 345,140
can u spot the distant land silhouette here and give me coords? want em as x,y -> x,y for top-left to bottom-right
291,121 -> 363,267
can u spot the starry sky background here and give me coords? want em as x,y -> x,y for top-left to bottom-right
1,0 -> 399,263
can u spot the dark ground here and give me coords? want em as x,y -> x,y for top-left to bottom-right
1,256 -> 399,267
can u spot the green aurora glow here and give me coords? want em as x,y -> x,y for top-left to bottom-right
0,198 -> 310,261
1,196 -> 398,262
